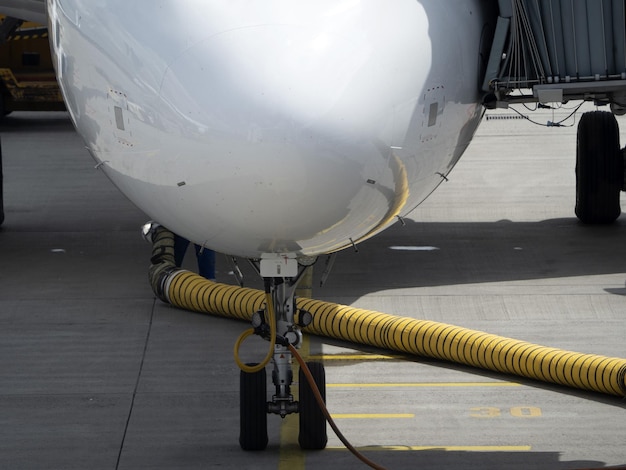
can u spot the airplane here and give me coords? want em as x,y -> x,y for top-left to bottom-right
1,0 -> 625,455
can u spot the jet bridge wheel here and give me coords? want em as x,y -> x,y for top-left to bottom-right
239,364 -> 268,451
298,361 -> 328,450
575,111 -> 623,224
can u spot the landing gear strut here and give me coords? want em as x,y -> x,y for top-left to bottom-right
575,111 -> 624,224
238,272 -> 327,451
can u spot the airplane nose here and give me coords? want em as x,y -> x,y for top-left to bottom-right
159,23 -> 401,141
157,8 -> 430,256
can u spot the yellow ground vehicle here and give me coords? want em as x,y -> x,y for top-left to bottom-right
0,17 -> 64,114
0,17 -> 65,224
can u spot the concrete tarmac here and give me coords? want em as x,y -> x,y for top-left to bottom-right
1,106 -> 625,470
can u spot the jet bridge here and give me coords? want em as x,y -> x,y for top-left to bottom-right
483,0 -> 626,113
482,1 -> 626,226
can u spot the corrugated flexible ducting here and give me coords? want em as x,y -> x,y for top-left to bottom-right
148,228 -> 626,396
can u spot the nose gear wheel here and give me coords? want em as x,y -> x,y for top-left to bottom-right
239,364 -> 268,451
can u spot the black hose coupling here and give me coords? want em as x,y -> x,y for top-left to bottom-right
251,310 -> 271,340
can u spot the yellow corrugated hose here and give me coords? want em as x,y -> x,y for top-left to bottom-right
152,268 -> 626,397
145,225 -> 626,398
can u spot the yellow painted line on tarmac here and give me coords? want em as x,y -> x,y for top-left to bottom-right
307,354 -> 404,361
278,414 -> 304,470
328,445 -> 532,452
278,338 -> 309,470
332,413 -> 414,419
328,382 -> 521,388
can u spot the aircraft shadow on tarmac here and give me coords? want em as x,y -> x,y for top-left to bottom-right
319,217 -> 626,297
300,448 -> 623,470
228,217 -> 626,298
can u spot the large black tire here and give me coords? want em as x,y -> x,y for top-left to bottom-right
298,362 -> 327,450
575,111 -> 623,224
239,365 -> 268,451
0,137 -> 4,226
0,92 -> 11,117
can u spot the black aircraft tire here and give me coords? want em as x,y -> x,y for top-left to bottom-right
239,365 -> 268,451
0,137 -> 4,226
575,111 -> 623,224
298,362 -> 327,450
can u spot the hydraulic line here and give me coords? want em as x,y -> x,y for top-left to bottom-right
233,290 -> 276,374
289,343 -> 387,470
147,235 -> 626,397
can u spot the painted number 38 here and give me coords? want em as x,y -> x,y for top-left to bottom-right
470,407 -> 543,418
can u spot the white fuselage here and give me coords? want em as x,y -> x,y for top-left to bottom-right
46,0 -> 491,259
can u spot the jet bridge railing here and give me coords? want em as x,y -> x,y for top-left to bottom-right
483,0 -> 626,109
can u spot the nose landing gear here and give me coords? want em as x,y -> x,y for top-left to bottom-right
237,272 -> 327,451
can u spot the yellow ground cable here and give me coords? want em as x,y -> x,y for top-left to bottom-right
288,343 -> 388,470
234,292 -> 277,374
156,270 -> 626,397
